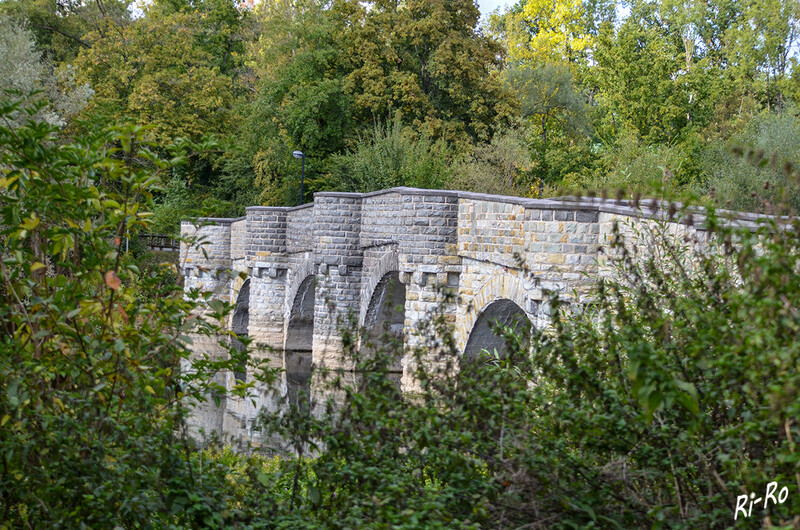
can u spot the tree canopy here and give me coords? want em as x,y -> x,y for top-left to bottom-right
2,0 -> 796,214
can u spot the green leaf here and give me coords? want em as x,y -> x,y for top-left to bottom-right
255,469 -> 270,487
20,214 -> 39,230
309,486 -> 321,506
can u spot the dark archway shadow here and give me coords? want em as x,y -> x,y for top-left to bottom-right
361,271 -> 405,386
231,279 -> 250,383
463,298 -> 531,366
285,276 -> 315,413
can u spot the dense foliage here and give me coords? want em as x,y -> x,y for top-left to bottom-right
0,101 -> 275,526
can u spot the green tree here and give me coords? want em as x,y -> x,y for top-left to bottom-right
223,0 -> 354,206
152,0 -> 254,81
344,0 -> 513,144
502,0 -> 597,64
231,0 -> 514,206
0,15 -> 93,127
71,2 -> 243,229
0,0 -> 131,63
0,96 -> 272,526
504,62 -> 592,189
74,7 -> 235,147
724,0 -> 800,109
590,13 -> 712,145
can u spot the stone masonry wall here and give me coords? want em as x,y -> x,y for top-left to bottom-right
287,205 -> 315,253
311,194 -> 363,370
230,218 -> 247,262
181,187 -> 764,443
179,218 -> 234,441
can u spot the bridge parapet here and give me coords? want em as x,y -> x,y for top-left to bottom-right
180,218 -> 234,276
230,218 -> 247,261
456,198 -> 602,295
359,190 -> 404,248
286,204 -> 314,253
245,207 -> 288,260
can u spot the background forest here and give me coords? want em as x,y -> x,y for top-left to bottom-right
2,0 -> 800,233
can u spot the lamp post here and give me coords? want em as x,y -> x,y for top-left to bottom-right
293,150 -> 305,205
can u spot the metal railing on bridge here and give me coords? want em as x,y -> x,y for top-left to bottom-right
138,234 -> 180,252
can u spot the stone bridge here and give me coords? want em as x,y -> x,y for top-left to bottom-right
180,187 -> 722,442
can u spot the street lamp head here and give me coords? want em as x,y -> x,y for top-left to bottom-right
292,150 -> 305,159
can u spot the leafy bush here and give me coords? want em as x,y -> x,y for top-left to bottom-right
0,99 -> 263,527
561,128 -> 704,200
697,109 -> 800,214
328,118 -> 453,193
449,125 -> 534,197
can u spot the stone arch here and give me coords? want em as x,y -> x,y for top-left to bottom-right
458,273 -> 535,356
463,299 -> 531,363
361,271 -> 406,375
284,275 -> 315,411
284,258 -> 315,323
359,247 -> 399,327
231,279 -> 250,382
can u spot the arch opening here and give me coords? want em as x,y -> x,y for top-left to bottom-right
463,299 -> 531,364
285,276 -> 315,411
231,279 -> 250,382
362,271 -> 405,378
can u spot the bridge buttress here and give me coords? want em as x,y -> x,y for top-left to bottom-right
179,218 -> 235,439
311,194 -> 364,371
395,192 -> 462,392
218,207 -> 292,441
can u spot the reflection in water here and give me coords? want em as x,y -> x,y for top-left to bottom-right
285,349 -> 312,413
